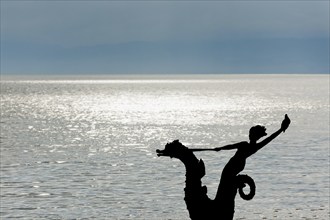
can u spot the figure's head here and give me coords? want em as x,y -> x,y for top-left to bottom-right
249,125 -> 267,142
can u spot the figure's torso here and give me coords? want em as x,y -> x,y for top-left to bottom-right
223,141 -> 254,176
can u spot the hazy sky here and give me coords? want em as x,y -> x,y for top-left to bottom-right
1,1 -> 329,75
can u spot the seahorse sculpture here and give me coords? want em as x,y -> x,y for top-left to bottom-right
156,140 -> 255,220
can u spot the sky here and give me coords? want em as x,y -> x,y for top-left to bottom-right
1,1 -> 329,75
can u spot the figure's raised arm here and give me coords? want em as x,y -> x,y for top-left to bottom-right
256,129 -> 282,150
255,114 -> 291,151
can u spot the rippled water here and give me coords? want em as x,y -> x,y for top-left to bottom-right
1,74 -> 329,219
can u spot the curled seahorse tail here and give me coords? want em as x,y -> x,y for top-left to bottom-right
236,174 -> 256,201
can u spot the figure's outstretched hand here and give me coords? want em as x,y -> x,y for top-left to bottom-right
281,114 -> 291,132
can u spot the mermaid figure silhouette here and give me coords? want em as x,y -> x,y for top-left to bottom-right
156,114 -> 291,220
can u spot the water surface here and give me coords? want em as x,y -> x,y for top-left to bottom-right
1,74 -> 329,219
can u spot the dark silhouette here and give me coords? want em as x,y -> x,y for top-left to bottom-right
156,114 -> 291,220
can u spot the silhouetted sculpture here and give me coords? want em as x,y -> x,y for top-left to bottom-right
156,114 -> 290,220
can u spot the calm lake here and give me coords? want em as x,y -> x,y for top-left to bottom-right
1,74 -> 329,219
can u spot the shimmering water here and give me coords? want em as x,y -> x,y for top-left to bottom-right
1,74 -> 329,219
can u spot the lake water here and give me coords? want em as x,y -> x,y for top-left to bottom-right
1,74 -> 329,219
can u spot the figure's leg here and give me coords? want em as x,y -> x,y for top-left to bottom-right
213,161 -> 240,220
